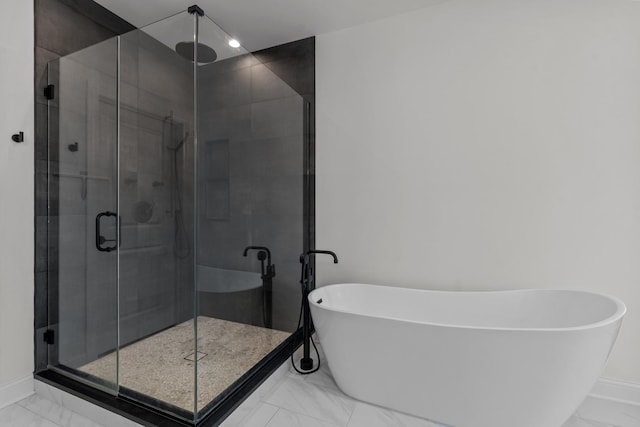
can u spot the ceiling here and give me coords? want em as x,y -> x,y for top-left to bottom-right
95,0 -> 448,52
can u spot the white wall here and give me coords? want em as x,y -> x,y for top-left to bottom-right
316,0 -> 640,383
0,0 -> 34,391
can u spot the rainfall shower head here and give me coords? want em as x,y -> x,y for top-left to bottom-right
175,41 -> 217,64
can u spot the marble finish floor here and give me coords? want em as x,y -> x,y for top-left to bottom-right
3,339 -> 639,427
221,340 -> 640,427
79,316 -> 290,411
2,384 -> 638,427
0,397 -> 104,427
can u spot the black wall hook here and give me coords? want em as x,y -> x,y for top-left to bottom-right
11,132 -> 24,143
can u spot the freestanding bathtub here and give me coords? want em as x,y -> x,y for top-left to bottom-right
309,283 -> 625,427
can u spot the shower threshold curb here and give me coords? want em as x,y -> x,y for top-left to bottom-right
35,329 -> 303,426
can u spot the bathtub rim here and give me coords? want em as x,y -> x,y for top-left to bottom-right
309,283 -> 626,333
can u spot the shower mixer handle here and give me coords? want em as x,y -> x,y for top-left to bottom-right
243,246 -> 275,278
244,245 -> 276,329
243,246 -> 272,266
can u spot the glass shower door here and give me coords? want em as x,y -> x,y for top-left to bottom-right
47,37 -> 119,393
45,6 -> 308,422
46,12 -> 200,419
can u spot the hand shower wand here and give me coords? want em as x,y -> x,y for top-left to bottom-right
298,250 -> 338,371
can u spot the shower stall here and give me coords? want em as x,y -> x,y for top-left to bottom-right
40,5 -> 311,425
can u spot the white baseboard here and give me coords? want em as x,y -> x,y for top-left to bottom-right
589,378 -> 640,406
0,375 -> 34,410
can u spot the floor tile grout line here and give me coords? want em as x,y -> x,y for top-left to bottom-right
12,401 -> 69,426
236,400 -> 277,427
262,381 -> 353,426
344,401 -> 357,427
275,370 -> 358,425
17,394 -> 109,427
262,406 -> 280,427
260,373 -> 290,404
268,405 -> 343,426
233,374 -> 292,426
260,374 -> 347,425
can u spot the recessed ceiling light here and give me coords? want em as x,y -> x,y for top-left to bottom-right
228,39 -> 240,48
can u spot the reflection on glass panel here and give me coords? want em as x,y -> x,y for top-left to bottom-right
48,37 -> 119,392
115,11 -> 197,419
195,14 -> 304,415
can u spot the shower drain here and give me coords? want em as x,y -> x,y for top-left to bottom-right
184,351 -> 207,362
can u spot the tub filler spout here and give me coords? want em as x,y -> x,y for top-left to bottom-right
298,250 -> 339,372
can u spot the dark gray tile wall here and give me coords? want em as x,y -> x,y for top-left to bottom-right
197,38 -> 315,332
253,39 -> 315,98
256,39 -> 316,297
117,30 -> 195,353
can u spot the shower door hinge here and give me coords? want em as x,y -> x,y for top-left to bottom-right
43,329 -> 55,345
44,85 -> 55,100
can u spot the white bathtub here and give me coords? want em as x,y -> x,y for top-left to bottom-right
309,283 -> 625,427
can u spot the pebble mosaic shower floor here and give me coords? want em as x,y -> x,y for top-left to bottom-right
80,316 -> 290,411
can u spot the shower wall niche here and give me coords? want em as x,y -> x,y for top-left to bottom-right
38,4 -> 314,425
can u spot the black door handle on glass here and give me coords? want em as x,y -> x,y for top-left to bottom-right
96,211 -> 118,252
